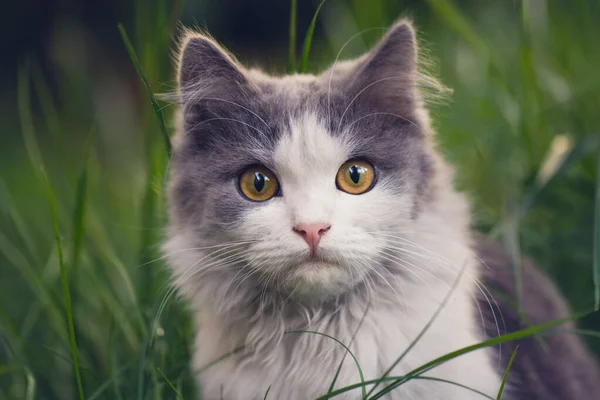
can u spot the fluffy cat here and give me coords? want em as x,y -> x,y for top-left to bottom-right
163,20 -> 600,399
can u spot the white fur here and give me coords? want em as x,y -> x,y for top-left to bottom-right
165,111 -> 501,399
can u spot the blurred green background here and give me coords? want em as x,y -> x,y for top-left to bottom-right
1,0 -> 599,399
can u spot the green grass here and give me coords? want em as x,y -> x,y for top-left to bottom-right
1,0 -> 599,399
497,345 -> 519,400
41,166 -> 85,400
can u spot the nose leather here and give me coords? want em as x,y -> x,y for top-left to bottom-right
293,223 -> 331,252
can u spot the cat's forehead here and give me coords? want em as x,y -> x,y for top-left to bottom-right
273,111 -> 350,182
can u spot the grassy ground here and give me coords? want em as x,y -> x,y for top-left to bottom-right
0,0 -> 599,399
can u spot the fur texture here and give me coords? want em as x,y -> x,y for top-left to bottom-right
164,20 -> 600,399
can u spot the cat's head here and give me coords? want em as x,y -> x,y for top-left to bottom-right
166,21 -> 455,304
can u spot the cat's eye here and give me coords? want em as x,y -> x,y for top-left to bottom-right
238,166 -> 280,201
336,159 -> 376,195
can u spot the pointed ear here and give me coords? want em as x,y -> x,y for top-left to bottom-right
346,20 -> 418,114
177,33 -> 254,103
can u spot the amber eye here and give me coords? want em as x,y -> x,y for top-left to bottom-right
336,159 -> 376,195
238,166 -> 280,201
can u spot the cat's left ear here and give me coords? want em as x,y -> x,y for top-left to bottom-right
344,20 -> 419,115
177,31 -> 255,104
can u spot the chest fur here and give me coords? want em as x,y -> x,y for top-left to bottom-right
192,284 -> 501,400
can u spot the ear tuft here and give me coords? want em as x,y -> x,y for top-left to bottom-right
373,20 -> 417,74
177,32 -> 252,102
344,20 -> 420,115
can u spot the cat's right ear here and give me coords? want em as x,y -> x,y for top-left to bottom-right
177,33 -> 254,103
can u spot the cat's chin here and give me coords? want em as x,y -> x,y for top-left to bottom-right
279,260 -> 360,301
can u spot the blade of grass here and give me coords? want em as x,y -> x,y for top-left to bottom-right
286,330 -> 366,399
18,64 -> 44,179
316,375 -> 494,400
501,209 -> 523,314
157,367 -> 184,400
108,318 -> 124,400
31,61 -> 62,141
550,328 -> 600,340
24,366 -> 36,400
117,23 -> 171,155
195,346 -> 245,374
0,179 -> 38,263
87,361 -> 135,400
318,309 -> 590,399
41,167 -> 85,400
594,151 -> 600,310
496,345 -> 518,400
299,0 -> 327,73
70,127 -> 94,280
327,302 -> 370,394
488,133 -> 600,239
487,287 -> 548,351
368,310 -> 591,399
263,385 -> 271,400
366,261 -> 468,398
288,0 -> 298,72
0,231 -> 66,342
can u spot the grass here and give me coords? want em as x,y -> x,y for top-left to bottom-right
496,346 -> 519,400
0,0 -> 599,399
41,166 -> 85,400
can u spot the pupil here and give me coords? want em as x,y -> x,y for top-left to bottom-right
253,172 -> 266,192
349,166 -> 361,184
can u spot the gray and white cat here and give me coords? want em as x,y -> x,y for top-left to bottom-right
164,20 -> 600,399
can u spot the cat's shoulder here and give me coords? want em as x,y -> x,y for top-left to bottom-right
475,235 -> 600,400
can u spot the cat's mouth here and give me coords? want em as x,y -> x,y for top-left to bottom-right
304,250 -> 328,263
298,251 -> 337,269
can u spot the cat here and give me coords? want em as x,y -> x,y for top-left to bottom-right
163,19 -> 600,399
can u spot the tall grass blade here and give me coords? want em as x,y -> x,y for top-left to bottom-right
496,346 -> 518,399
0,228 -> 66,341
41,167 -> 85,400
327,302 -> 370,394
70,127 -> 94,280
366,261 -> 468,397
195,346 -> 245,374
117,23 -> 172,155
315,376 -> 494,400
502,212 -> 523,313
24,366 -> 36,400
594,152 -> 600,310
299,0 -> 327,73
263,385 -> 271,400
286,330 -> 366,399
0,180 -> 38,262
157,368 -> 184,400
368,310 -> 590,399
288,0 -> 298,72
31,62 -> 62,140
321,310 -> 590,399
87,361 -> 134,400
18,64 -> 44,179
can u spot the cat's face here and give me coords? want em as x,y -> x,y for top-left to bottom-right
167,22 -> 435,302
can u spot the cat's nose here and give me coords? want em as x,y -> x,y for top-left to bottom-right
293,223 -> 331,252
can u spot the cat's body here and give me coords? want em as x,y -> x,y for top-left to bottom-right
164,21 -> 600,399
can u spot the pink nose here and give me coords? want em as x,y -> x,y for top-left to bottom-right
293,223 -> 331,252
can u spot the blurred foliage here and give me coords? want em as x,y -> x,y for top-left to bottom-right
0,0 -> 599,399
